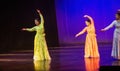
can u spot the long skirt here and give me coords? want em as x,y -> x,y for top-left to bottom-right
111,31 -> 120,59
84,34 -> 100,57
33,35 -> 51,60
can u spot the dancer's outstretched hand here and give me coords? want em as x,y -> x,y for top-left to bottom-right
37,9 -> 41,14
101,29 -> 106,32
75,34 -> 79,37
84,15 -> 89,18
22,28 -> 26,31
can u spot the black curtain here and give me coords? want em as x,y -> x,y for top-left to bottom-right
0,0 -> 59,53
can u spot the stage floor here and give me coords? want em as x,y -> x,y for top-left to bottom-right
0,44 -> 120,71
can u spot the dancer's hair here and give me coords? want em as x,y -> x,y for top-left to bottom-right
35,18 -> 40,23
116,9 -> 120,16
86,18 -> 91,24
116,9 -> 120,20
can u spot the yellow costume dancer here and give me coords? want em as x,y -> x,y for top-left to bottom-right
22,10 -> 51,60
76,15 -> 99,58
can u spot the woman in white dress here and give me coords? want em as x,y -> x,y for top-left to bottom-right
101,10 -> 120,59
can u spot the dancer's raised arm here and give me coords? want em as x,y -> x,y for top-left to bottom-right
84,15 -> 94,25
37,9 -> 44,25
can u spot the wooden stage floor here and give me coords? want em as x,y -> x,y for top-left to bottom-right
0,45 -> 120,71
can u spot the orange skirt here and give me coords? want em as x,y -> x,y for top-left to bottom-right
84,34 -> 100,57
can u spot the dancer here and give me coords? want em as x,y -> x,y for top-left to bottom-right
75,15 -> 100,58
22,9 -> 51,60
101,10 -> 120,60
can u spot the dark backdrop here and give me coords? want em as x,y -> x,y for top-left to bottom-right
0,0 -> 59,53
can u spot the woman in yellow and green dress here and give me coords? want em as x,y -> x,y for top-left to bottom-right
22,9 -> 51,61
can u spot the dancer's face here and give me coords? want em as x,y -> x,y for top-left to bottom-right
34,20 -> 40,26
85,21 -> 90,26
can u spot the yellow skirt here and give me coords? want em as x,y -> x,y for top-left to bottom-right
33,35 -> 51,60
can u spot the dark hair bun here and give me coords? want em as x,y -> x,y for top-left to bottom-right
116,9 -> 120,16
